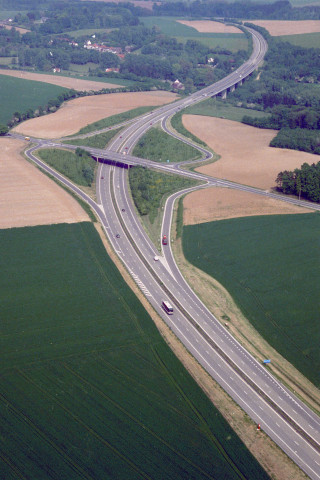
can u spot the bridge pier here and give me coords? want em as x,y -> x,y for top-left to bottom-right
221,89 -> 227,100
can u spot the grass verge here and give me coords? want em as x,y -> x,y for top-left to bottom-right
73,106 -> 157,136
63,127 -> 122,148
170,110 -> 207,147
132,126 -> 202,163
36,148 -> 97,188
128,166 -> 200,245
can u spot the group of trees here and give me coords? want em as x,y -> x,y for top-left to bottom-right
121,35 -> 247,87
222,24 -> 320,155
154,0 -> 320,20
276,162 -> 320,203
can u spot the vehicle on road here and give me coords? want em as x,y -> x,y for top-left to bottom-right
121,208 -> 125,212
101,176 -> 104,180
154,256 -> 159,261
25,136 -> 30,141
116,234 -> 120,238
162,235 -> 168,245
162,300 -> 173,315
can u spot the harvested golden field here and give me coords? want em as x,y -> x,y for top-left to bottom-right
246,20 -> 320,36
177,20 -> 242,34
0,68 -> 122,91
183,187 -> 311,225
12,90 -> 178,138
182,115 -> 315,223
0,138 -> 89,228
183,115 -> 317,190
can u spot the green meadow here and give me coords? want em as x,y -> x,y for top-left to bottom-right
0,74 -> 69,124
183,213 -> 320,388
0,222 -> 270,479
141,17 -> 247,52
276,32 -> 320,49
185,97 -> 269,122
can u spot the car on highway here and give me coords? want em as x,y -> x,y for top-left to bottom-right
121,208 -> 125,212
116,234 -> 120,238
162,235 -> 168,245
101,176 -> 104,180
154,256 -> 159,261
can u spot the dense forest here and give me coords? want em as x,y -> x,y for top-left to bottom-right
275,162 -> 320,203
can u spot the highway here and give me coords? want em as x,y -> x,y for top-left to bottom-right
20,25 -> 320,479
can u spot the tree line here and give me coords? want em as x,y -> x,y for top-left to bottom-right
154,0 -> 320,20
276,162 -> 320,203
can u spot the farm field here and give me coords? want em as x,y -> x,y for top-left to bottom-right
182,115 -> 320,190
0,137 -> 89,229
186,98 -> 269,123
177,20 -> 241,34
0,68 -> 122,92
82,0 -> 156,8
183,187 -> 310,225
246,19 -> 320,36
141,16 -> 247,52
276,32 -> 320,48
0,56 -> 16,65
60,27 -> 114,37
0,74 -> 68,124
182,213 -> 320,388
0,222 -> 270,480
12,90 -> 178,138
73,105 -> 157,135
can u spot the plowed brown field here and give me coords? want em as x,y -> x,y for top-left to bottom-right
182,115 -> 313,224
0,68 -> 122,91
0,138 -> 89,229
12,91 -> 178,138
177,20 -> 242,34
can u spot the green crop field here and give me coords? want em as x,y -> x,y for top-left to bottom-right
0,222 -> 270,479
141,17 -> 247,52
185,98 -> 269,122
276,32 -> 320,49
0,74 -> 69,124
183,213 -> 320,388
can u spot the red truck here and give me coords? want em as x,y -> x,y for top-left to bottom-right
162,235 -> 168,245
